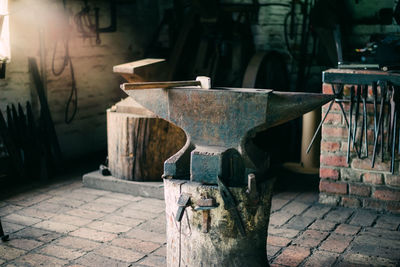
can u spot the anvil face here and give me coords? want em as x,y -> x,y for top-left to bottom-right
123,86 -> 333,185
166,87 -> 272,148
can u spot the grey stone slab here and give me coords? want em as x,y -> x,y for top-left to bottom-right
362,227 -> 400,240
280,201 -> 310,215
324,208 -> 354,223
13,227 -> 62,243
269,211 -> 294,227
270,198 -> 291,212
294,192 -> 319,204
350,231 -> 400,261
340,253 -> 398,267
83,171 -> 164,200
374,214 -> 400,230
302,204 -> 331,219
285,216 -> 315,230
349,210 -> 378,227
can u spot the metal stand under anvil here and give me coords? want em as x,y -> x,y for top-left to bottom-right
121,77 -> 333,266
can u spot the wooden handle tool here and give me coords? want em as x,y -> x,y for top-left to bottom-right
121,76 -> 211,90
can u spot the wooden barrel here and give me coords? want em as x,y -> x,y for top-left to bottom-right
107,98 -> 186,181
164,178 -> 275,267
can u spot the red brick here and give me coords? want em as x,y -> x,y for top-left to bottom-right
351,158 -> 390,172
309,220 -> 337,232
320,155 -> 347,167
384,174 -> 400,187
341,197 -> 361,208
321,141 -> 341,152
362,173 -> 383,185
319,234 -> 352,253
319,168 -> 339,180
293,230 -> 329,248
325,114 -> 343,125
322,83 -> 332,94
273,246 -> 310,266
335,224 -> 361,236
319,181 -> 347,195
367,129 -> 375,142
373,189 -> 400,201
326,102 -> 349,112
322,126 -> 347,139
349,184 -> 371,197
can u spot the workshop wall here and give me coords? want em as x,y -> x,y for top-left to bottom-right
0,0 -> 161,158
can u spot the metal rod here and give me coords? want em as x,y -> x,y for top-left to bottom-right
335,99 -> 387,104
347,86 -> 355,163
306,100 -> 334,154
391,111 -> 397,173
372,82 -> 387,167
362,85 -> 368,157
353,85 -> 361,155
372,82 -> 378,143
381,93 -> 386,163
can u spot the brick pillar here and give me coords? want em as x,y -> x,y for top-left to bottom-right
319,83 -> 400,214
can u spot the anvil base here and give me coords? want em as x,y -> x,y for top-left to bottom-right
164,178 -> 275,267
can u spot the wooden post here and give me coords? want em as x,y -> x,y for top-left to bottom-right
164,178 -> 275,267
107,98 -> 186,181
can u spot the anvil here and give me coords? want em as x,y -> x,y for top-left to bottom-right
122,81 -> 334,186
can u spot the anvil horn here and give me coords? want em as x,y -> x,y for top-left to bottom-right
264,91 -> 335,130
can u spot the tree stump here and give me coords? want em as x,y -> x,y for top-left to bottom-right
164,178 -> 275,267
107,98 -> 186,181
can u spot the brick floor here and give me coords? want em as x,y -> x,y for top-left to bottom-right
0,178 -> 399,266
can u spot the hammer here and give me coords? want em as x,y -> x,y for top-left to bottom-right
121,76 -> 211,90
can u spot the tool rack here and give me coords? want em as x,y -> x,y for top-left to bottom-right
311,68 -> 400,174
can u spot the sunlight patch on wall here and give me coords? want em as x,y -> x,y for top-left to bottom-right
0,0 -> 10,62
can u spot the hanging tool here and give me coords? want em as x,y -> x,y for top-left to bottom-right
391,110 -> 397,173
175,194 -> 191,222
388,86 -> 394,153
381,83 -> 387,163
307,84 -> 349,154
347,86 -> 355,163
359,85 -> 368,158
217,176 -> 246,237
94,0 -> 117,44
389,86 -> 399,173
372,81 -> 388,167
372,82 -> 378,143
353,85 -> 361,156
